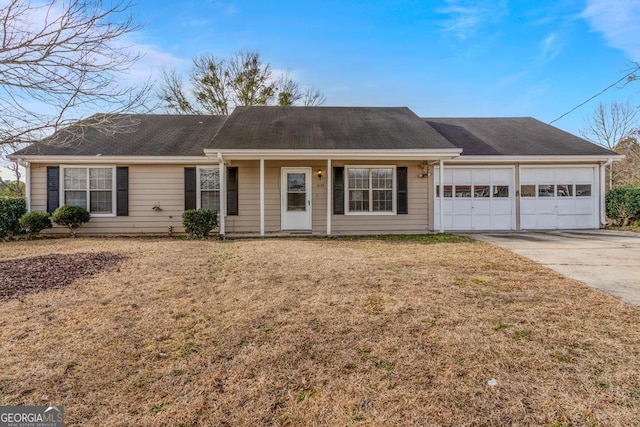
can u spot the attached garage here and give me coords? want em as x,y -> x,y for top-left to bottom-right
434,167 -> 515,231
519,166 -> 598,230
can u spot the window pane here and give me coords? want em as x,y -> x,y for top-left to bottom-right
200,168 -> 220,190
348,168 -> 369,189
287,173 -> 305,192
64,168 -> 86,190
455,185 -> 471,197
65,191 -> 87,208
557,184 -> 573,197
493,185 -> 509,197
521,185 -> 535,197
576,184 -> 591,197
349,189 -> 369,211
372,189 -> 392,211
474,185 -> 490,198
443,185 -> 452,197
90,168 -> 112,190
287,193 -> 306,211
201,190 -> 220,211
538,185 -> 554,197
89,190 -> 112,214
371,168 -> 392,189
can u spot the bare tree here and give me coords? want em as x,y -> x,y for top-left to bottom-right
302,88 -> 327,106
581,101 -> 638,150
0,0 -> 153,146
612,130 -> 640,186
159,51 -> 325,114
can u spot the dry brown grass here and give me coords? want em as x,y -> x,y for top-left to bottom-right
0,237 -> 638,426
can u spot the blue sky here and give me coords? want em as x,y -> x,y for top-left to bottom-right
130,0 -> 640,137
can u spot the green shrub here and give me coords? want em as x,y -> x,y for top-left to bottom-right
606,186 -> 640,226
51,205 -> 91,237
0,197 -> 26,239
182,209 -> 218,239
19,211 -> 52,238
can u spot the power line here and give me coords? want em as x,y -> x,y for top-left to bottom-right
550,70 -> 638,125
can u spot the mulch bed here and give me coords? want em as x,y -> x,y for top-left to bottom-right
0,252 -> 125,301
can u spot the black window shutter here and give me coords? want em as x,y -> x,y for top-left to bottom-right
397,166 -> 408,214
333,167 -> 344,215
116,167 -> 129,216
46,166 -> 60,214
227,167 -> 238,216
184,167 -> 197,210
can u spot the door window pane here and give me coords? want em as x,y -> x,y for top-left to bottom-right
521,185 -> 535,197
538,185 -> 554,197
557,184 -> 573,197
455,185 -> 471,197
287,173 -> 306,192
576,184 -> 591,197
287,193 -> 306,211
473,185 -> 490,198
493,186 -> 509,197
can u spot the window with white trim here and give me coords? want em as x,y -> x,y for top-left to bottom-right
199,168 -> 220,212
62,167 -> 114,215
346,166 -> 394,213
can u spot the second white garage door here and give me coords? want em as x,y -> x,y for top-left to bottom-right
519,166 -> 598,229
435,167 -> 515,230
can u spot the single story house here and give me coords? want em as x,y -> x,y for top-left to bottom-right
9,106 -> 622,237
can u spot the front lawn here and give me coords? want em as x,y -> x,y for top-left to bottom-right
0,237 -> 638,426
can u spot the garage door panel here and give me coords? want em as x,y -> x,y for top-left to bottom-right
519,166 -> 596,230
435,167 -> 514,231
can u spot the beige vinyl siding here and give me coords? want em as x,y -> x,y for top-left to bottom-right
224,160 -> 428,236
331,161 -> 429,234
224,160 -> 328,234
30,163 -> 205,235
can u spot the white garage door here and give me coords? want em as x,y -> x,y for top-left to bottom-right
435,167 -> 515,230
520,167 -> 597,229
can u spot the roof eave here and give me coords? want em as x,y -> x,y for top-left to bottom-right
446,154 -> 625,163
9,155 -> 217,164
205,148 -> 462,161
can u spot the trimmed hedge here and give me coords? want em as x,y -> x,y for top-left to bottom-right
0,197 -> 26,239
606,186 -> 640,226
19,211 -> 52,238
51,205 -> 91,237
182,209 -> 218,239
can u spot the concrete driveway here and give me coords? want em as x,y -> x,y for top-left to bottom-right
469,230 -> 640,306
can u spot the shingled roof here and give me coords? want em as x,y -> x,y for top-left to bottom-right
423,117 -> 618,156
12,114 -> 227,157
207,106 -> 456,150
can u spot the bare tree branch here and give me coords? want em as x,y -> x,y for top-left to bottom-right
0,0 -> 154,146
302,87 -> 327,107
580,101 -> 639,150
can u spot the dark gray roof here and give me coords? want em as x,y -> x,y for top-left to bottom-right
208,106 -> 457,150
12,114 -> 227,157
423,117 -> 618,156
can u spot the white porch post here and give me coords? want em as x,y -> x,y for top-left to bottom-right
439,159 -> 444,233
217,154 -> 226,236
24,162 -> 31,212
260,158 -> 265,236
326,158 -> 332,235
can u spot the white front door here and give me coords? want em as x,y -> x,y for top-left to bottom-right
281,168 -> 312,230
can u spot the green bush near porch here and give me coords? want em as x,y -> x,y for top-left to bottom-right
0,197 -> 26,239
182,209 -> 218,239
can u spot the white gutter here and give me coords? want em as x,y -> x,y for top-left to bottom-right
439,159 -> 444,233
17,160 -> 30,211
600,158 -> 613,226
8,155 -> 218,164
446,154 -> 625,163
203,148 -> 462,161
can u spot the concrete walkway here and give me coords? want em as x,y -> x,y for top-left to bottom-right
469,230 -> 640,307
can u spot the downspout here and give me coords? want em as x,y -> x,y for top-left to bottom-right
217,153 -> 226,237
439,159 -> 444,233
600,158 -> 613,227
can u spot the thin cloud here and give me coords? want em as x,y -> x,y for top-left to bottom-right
540,32 -> 561,63
582,0 -> 640,60
437,0 -> 508,40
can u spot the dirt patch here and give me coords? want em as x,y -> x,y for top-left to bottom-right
0,252 -> 125,301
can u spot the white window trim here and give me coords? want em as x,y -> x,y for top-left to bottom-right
60,165 -> 117,217
344,165 -> 396,216
196,166 -> 221,212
